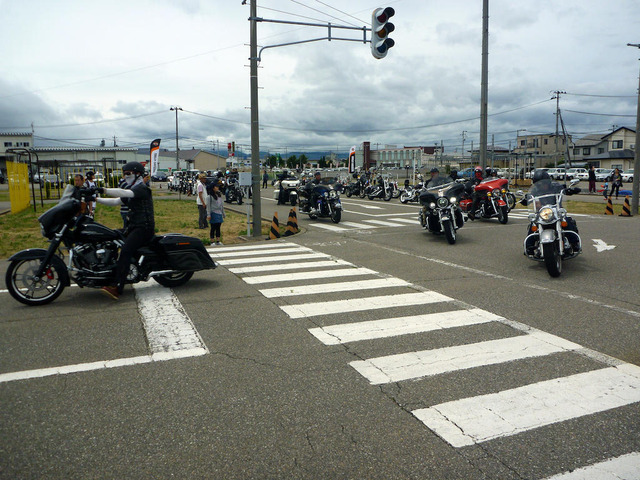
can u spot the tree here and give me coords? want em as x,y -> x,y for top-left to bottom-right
299,154 -> 308,168
286,155 -> 297,169
266,154 -> 278,169
318,156 -> 328,169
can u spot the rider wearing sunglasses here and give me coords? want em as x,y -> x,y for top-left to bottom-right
95,161 -> 154,299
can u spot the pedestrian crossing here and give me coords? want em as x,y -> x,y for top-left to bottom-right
207,241 -> 640,478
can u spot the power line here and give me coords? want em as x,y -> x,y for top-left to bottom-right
288,0 -> 360,27
565,92 -> 636,98
563,109 -> 636,117
314,0 -> 368,25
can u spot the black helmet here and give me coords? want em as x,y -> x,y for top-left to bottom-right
532,170 -> 550,183
122,162 -> 145,175
85,171 -> 95,178
430,168 -> 439,174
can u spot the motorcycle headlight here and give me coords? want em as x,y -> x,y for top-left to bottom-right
492,188 -> 501,197
429,202 -> 436,209
329,190 -> 337,198
436,197 -> 449,208
323,191 -> 329,197
450,196 -> 457,204
539,207 -> 555,221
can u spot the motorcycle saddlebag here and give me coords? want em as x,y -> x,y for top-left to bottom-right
155,234 -> 216,271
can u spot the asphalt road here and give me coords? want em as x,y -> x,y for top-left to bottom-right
1,187 -> 639,479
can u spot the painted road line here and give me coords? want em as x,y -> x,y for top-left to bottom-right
281,291 -> 452,319
210,242 -> 294,253
543,452 -> 640,479
308,308 -> 502,345
308,223 -> 349,232
392,217 -> 419,224
350,330 -> 582,385
215,252 -> 331,266
362,219 -> 408,227
243,267 -> 377,285
340,221 -> 378,229
228,259 -> 353,274
133,280 -> 208,353
208,246 -> 310,257
0,349 -> 207,384
412,363 -> 640,448
0,280 -> 208,384
259,277 -> 410,298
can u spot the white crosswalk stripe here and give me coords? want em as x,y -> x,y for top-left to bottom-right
212,241 -> 640,477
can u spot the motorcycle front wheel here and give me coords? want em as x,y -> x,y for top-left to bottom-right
359,190 -> 366,198
498,205 -> 509,224
153,271 -> 194,288
5,258 -> 66,306
443,219 -> 457,244
542,242 -> 562,277
384,190 -> 392,201
400,193 -> 409,204
331,209 -> 341,223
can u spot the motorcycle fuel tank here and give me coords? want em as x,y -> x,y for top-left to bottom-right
76,223 -> 123,242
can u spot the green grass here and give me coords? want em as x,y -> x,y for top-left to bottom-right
0,198 -> 271,259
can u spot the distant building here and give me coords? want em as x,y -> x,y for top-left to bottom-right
572,127 -> 636,170
0,132 -> 34,175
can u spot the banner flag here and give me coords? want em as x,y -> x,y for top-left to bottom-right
348,146 -> 357,174
150,138 -> 161,175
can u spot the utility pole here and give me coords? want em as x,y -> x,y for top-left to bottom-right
552,91 -> 566,168
479,0 -> 489,171
249,0 -> 261,236
170,106 -> 182,171
461,131 -> 467,165
628,43 -> 640,215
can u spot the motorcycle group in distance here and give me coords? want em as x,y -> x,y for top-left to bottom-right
274,166 -> 581,278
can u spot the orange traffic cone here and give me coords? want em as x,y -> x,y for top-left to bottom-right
619,196 -> 632,216
605,196 -> 614,215
269,212 -> 281,239
284,207 -> 299,236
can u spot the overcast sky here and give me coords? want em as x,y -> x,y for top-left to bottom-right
1,0 -> 639,156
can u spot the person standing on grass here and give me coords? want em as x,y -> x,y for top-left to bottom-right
196,173 -> 208,229
206,180 -> 225,245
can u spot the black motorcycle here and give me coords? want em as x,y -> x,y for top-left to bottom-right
299,183 -> 343,223
367,176 -> 393,201
5,193 -> 216,306
419,179 -> 466,244
344,180 -> 366,198
224,178 -> 244,205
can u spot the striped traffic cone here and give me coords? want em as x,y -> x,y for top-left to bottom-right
269,212 -> 281,239
605,196 -> 614,215
284,207 -> 299,236
619,196 -> 632,216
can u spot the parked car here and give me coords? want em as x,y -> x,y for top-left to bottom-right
497,168 -> 516,178
620,169 -> 633,182
565,168 -> 588,181
594,168 -> 613,182
457,168 -> 474,179
151,171 -> 168,182
547,168 -> 566,180
525,168 -> 549,179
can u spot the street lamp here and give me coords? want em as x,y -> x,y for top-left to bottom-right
170,107 -> 182,171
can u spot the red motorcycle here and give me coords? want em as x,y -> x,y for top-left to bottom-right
459,178 -> 510,224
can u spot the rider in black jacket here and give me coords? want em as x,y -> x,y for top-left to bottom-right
95,161 -> 155,300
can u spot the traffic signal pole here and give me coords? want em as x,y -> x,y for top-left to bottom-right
247,4 -> 393,236
628,43 -> 640,215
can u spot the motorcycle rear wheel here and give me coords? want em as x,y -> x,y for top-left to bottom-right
443,219 -> 457,244
542,242 -> 562,277
368,195 -> 375,200
153,271 -> 194,288
5,259 -> 65,306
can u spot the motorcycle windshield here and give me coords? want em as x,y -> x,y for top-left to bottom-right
420,180 -> 462,203
527,179 -> 564,210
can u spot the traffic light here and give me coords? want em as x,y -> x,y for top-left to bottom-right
370,7 -> 395,59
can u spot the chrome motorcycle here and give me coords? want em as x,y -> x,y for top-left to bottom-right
419,179 -> 466,244
299,182 -> 343,223
520,179 -> 582,277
